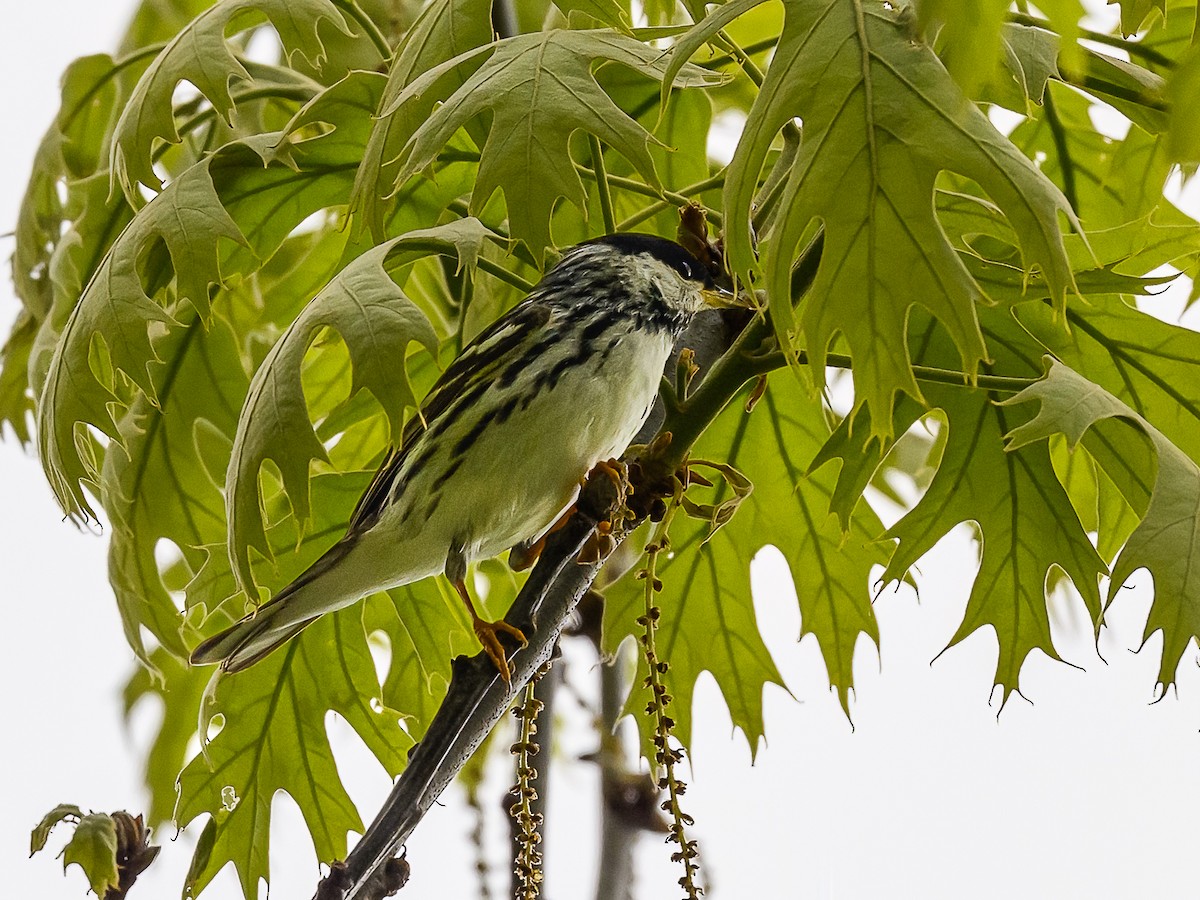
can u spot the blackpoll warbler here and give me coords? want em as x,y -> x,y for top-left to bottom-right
191,233 -> 726,680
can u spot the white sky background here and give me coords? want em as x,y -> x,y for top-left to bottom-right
2,3 -> 1200,899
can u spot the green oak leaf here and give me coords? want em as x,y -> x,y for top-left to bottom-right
553,0 -> 633,30
0,314 -> 37,444
992,22 -> 1060,110
377,558 -> 518,739
111,0 -> 354,198
725,0 -> 1078,439
37,73 -> 380,523
1004,359 -> 1200,693
877,313 -> 1106,704
122,650 -> 210,827
605,374 -> 887,741
101,316 -> 248,665
1166,45 -> 1200,162
1015,293 -> 1200,464
14,52 -> 149,323
180,473 -> 414,899
1115,0 -> 1166,35
352,0 -> 495,238
225,220 -> 489,596
387,28 -> 721,261
7,53 -> 146,441
918,0 -> 1011,94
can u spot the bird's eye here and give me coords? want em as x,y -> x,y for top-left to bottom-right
679,261 -> 692,279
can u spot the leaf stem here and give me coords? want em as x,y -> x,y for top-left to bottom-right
575,163 -> 724,225
332,0 -> 393,61
446,198 -> 542,272
172,85 -> 318,148
747,349 -> 1039,394
698,36 -> 779,69
590,136 -> 617,234
1039,86 -> 1079,216
616,171 -> 726,231
711,29 -> 765,87
475,257 -> 536,293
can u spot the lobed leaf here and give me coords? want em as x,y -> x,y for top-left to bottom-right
605,374 -> 888,740
37,73 -> 381,524
872,312 -> 1106,705
225,220 -> 485,596
181,472 -> 415,899
1005,359 -> 1200,693
111,0 -> 354,198
122,650 -> 210,827
101,317 -> 249,665
352,0 -> 495,239
725,0 -> 1079,439
918,0 -> 1011,95
388,28 -> 722,261
1015,293 -> 1200,465
179,612 -> 410,899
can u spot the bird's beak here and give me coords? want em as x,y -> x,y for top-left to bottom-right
701,286 -> 741,308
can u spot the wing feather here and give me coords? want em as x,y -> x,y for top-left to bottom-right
346,299 -> 553,531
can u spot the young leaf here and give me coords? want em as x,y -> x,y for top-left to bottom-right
225,221 -> 486,596
111,0 -> 354,198
352,0 -> 495,238
388,29 -> 722,260
180,475 -> 414,899
60,813 -> 120,897
1005,360 -> 1200,694
30,804 -> 83,855
725,0 -> 1078,439
877,313 -> 1105,705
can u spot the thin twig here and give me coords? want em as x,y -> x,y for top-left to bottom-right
617,172 -> 726,232
590,136 -> 617,235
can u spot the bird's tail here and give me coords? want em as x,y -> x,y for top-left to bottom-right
189,541 -> 354,673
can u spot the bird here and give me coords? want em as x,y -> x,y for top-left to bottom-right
190,233 -> 727,680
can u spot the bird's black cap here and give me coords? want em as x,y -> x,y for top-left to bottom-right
589,233 -> 712,286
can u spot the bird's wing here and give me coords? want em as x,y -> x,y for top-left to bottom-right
346,298 -> 554,532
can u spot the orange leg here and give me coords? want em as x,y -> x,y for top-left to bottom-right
453,579 -> 527,682
509,500 -> 579,571
509,458 -> 629,571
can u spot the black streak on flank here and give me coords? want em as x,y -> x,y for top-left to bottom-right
452,407 -> 496,459
431,457 -> 464,492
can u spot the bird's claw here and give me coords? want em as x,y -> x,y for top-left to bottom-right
576,458 -> 633,563
474,618 -> 528,683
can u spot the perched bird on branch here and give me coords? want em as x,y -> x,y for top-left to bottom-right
190,233 -> 730,680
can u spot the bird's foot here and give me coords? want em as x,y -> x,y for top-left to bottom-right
577,458 -> 634,564
473,617 -> 528,683
586,457 -> 631,527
